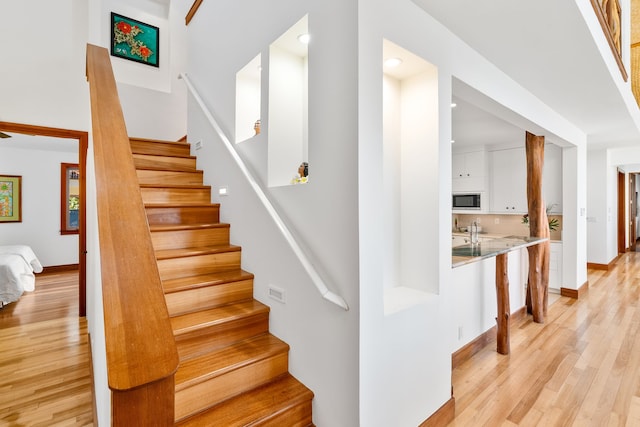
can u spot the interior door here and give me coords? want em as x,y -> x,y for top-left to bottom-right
618,171 -> 626,254
631,174 -> 637,252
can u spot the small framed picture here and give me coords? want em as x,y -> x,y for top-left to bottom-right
110,12 -> 159,67
0,175 -> 22,223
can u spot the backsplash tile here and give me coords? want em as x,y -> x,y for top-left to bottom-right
453,213 -> 562,241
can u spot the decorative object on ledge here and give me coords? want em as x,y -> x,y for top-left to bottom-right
591,0 -> 627,81
254,119 -> 261,135
0,175 -> 22,223
111,12 -> 159,67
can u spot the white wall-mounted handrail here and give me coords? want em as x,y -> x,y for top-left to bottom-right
179,73 -> 349,311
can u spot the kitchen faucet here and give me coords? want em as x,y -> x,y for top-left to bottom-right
469,221 -> 479,245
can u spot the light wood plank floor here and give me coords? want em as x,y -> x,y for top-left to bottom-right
4,255 -> 640,426
0,271 -> 93,426
450,252 -> 640,426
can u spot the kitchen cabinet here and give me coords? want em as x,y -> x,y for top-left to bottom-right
489,147 -> 528,213
489,145 -> 563,214
549,242 -> 562,291
452,150 -> 486,192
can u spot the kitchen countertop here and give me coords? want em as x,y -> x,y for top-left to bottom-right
452,235 -> 549,268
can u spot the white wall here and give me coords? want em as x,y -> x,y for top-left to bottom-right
101,0 -> 188,141
0,144 -> 79,266
0,1 -> 90,130
185,1 -> 360,425
358,0 -> 588,425
562,144 -> 588,289
586,146 -> 640,266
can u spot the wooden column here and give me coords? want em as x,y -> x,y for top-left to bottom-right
525,132 -> 550,323
495,253 -> 511,355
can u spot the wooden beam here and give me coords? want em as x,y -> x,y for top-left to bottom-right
525,131 -> 550,323
495,253 -> 511,355
186,0 -> 204,25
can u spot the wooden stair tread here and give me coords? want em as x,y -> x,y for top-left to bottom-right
133,151 -> 196,159
175,373 -> 313,427
131,133 -> 314,424
155,245 -> 241,260
171,300 -> 269,336
130,137 -> 190,145
145,202 -> 220,208
175,333 -> 288,390
163,270 -> 254,294
150,223 -> 227,232
136,165 -> 203,173
140,183 -> 210,189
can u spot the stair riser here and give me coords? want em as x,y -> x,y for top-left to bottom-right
175,313 -> 270,361
137,169 -> 204,186
130,140 -> 191,157
145,206 -> 220,226
175,353 -> 289,422
158,251 -> 241,281
152,227 -> 230,251
165,279 -> 254,317
141,187 -> 211,205
134,153 -> 196,171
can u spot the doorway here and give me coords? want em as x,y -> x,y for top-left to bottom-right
0,121 -> 88,317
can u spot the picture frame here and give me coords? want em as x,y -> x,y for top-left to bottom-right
110,12 -> 159,67
0,175 -> 22,223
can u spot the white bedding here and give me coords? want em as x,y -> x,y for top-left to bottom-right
0,245 -> 43,306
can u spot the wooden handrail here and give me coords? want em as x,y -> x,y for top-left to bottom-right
86,44 -> 178,423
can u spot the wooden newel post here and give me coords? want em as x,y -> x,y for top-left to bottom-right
495,253 -> 510,354
525,132 -> 550,324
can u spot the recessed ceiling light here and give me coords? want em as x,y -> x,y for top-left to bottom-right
297,33 -> 310,44
384,57 -> 403,68
451,102 -> 457,108
451,139 -> 455,144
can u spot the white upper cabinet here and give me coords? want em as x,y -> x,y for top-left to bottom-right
489,144 -> 563,214
490,147 -> 528,213
452,150 -> 486,192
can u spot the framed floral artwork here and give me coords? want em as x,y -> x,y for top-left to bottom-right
110,12 -> 159,67
0,175 -> 22,223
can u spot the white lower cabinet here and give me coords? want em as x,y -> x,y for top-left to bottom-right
549,242 -> 562,291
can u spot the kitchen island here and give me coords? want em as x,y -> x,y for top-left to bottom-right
451,235 -> 549,355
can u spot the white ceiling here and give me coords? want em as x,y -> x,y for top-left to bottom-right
0,133 -> 77,153
411,0 -> 640,151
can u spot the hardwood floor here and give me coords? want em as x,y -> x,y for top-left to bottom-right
0,271 -> 93,426
450,252 -> 640,426
5,254 -> 640,426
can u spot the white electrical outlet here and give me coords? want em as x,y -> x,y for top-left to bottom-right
268,285 -> 286,303
195,140 -> 203,150
218,186 -> 229,196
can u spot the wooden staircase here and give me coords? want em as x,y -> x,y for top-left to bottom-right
131,137 -> 314,426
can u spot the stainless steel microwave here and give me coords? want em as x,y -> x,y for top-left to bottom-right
452,192 -> 484,210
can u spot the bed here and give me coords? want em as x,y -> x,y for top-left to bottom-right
0,245 -> 43,307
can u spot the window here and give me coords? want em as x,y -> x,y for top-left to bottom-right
61,163 -> 79,234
